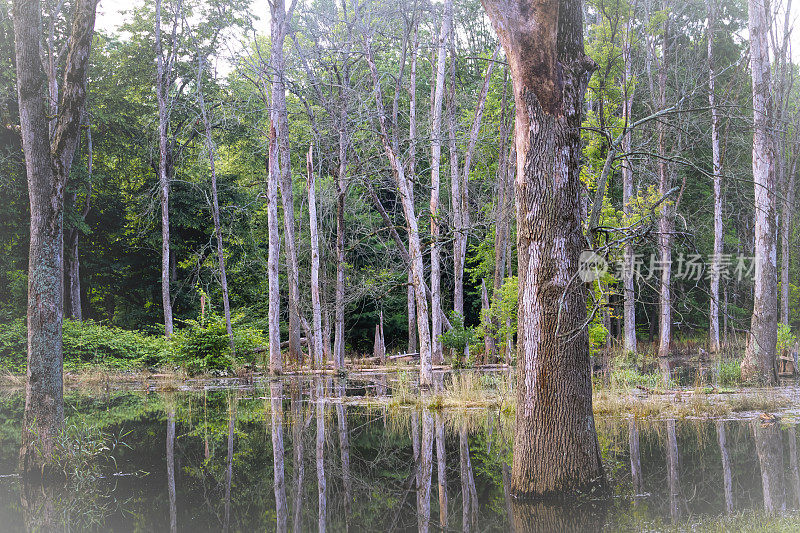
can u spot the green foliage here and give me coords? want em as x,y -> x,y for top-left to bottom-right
777,323 -> 796,356
475,277 -> 518,360
440,312 -> 476,369
589,322 -> 609,357
0,318 -> 168,372
167,313 -> 266,373
718,358 -> 742,387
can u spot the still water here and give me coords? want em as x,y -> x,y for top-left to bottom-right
0,375 -> 799,532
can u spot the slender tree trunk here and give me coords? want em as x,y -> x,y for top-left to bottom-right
271,381 -> 288,532
291,388 -> 305,533
167,408 -> 177,533
481,279 -> 496,361
429,0 -> 450,366
335,125 -> 347,370
621,21 -> 636,355
197,54 -> 235,357
155,0 -> 174,337
308,147 -> 324,366
364,36 -> 433,386
781,160 -> 795,326
657,18 -> 673,364
742,0 -> 778,384
14,0 -> 97,476
708,1 -> 723,354
267,126 -> 282,372
447,47 -> 464,318
270,0 -> 301,364
65,123 -> 91,322
481,0 -> 604,497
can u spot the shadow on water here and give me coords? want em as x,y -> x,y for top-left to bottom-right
0,374 -> 799,531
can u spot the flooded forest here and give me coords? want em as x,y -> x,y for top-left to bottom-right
2,0 -> 800,530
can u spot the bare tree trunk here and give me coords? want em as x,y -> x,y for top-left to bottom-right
308,147 -> 324,366
493,73 -> 512,299
716,421 -> 733,514
196,54 -> 235,357
267,125 -> 282,372
429,0 -> 450,366
271,381 -> 288,532
155,0 -> 174,338
447,46 -> 463,318
364,36 -> 432,386
708,0 -> 723,354
270,0 -> 301,364
65,124 -> 91,321
481,0 -> 604,497
335,125 -> 347,370
742,0 -> 778,384
781,160 -> 795,326
753,420 -> 786,513
481,279 -> 496,362
14,0 -> 97,476
621,20 -> 636,355
656,18 -> 673,364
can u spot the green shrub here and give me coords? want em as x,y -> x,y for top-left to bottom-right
0,318 -> 167,371
719,358 -> 742,387
439,312 -> 476,369
777,323 -> 796,356
167,313 -> 265,373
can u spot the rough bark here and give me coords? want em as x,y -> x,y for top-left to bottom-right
14,0 -> 98,476
480,0 -> 604,497
308,147 -> 324,366
197,54 -> 235,357
741,0 -> 778,384
708,0 -> 723,355
155,0 -> 174,338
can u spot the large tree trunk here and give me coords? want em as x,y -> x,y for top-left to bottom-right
14,0 -> 97,476
481,0 -> 604,497
155,0 -> 174,338
308,147 -> 324,366
741,0 -> 778,384
197,54 -> 235,357
270,0 -> 301,364
753,420 -> 786,513
708,1 -> 723,355
429,0 -> 450,366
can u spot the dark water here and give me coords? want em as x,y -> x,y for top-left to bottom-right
0,376 -> 799,532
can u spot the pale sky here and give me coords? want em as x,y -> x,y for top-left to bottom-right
96,0 -> 800,65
